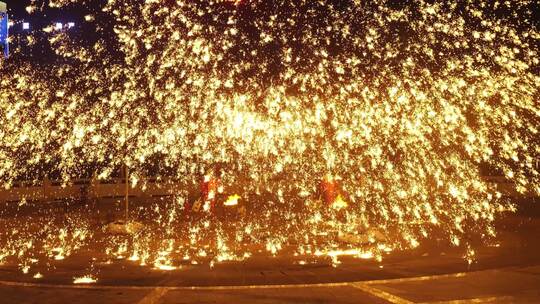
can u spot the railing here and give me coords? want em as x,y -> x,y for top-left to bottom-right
0,178 -> 192,203
0,175 -> 536,203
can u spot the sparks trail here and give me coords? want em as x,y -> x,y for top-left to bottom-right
0,0 -> 539,278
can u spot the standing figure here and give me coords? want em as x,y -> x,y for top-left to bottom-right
320,174 -> 338,206
320,174 -> 348,210
195,169 -> 222,213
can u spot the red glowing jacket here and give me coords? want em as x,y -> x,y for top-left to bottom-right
320,178 -> 338,206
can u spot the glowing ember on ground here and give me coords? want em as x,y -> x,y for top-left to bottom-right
316,249 -> 374,260
73,276 -> 97,284
154,263 -> 177,271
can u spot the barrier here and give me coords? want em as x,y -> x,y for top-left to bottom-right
0,175 -> 534,204
0,178 -> 190,203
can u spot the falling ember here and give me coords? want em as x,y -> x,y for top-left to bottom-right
223,194 -> 241,206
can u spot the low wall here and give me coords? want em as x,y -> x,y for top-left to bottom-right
0,178 -> 190,203
0,176 -> 535,203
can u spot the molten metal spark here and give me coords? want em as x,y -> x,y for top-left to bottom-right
73,276 -> 97,284
0,0 -> 538,281
224,194 -> 241,206
331,195 -> 348,210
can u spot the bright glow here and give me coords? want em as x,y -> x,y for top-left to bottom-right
154,264 -> 176,271
68,22 -> 75,28
0,0 -> 538,280
25,6 -> 36,14
223,194 -> 241,206
22,22 -> 30,30
73,276 -> 97,284
331,195 -> 348,210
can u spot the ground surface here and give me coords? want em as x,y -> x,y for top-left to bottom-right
1,264 -> 539,303
0,199 -> 539,303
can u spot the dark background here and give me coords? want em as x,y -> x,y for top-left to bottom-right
3,0 -> 114,61
5,0 -> 86,24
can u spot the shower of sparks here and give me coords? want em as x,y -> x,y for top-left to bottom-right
0,0 -> 539,281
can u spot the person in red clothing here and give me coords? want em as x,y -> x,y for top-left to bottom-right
320,174 -> 338,206
320,174 -> 348,210
197,168 -> 222,213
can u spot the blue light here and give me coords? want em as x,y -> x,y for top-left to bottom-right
0,7 -> 8,58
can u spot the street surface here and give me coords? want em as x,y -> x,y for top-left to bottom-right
0,264 -> 539,303
0,206 -> 539,303
0,200 -> 540,304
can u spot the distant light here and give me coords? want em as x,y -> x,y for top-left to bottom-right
22,22 -> 30,30
7,21 -> 14,28
55,22 -> 63,31
68,22 -> 75,29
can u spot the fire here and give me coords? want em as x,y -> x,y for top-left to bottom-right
224,194 -> 241,206
33,273 -> 43,279
331,194 -> 348,210
154,263 -> 177,271
73,276 -> 97,284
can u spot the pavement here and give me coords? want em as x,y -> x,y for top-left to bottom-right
0,264 -> 539,303
0,198 -> 539,303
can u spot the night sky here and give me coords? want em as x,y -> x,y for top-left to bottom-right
5,0 -> 86,25
4,0 -> 116,61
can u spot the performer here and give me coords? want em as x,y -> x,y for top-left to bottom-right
320,174 -> 338,206
320,174 -> 348,210
198,168 -> 222,212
